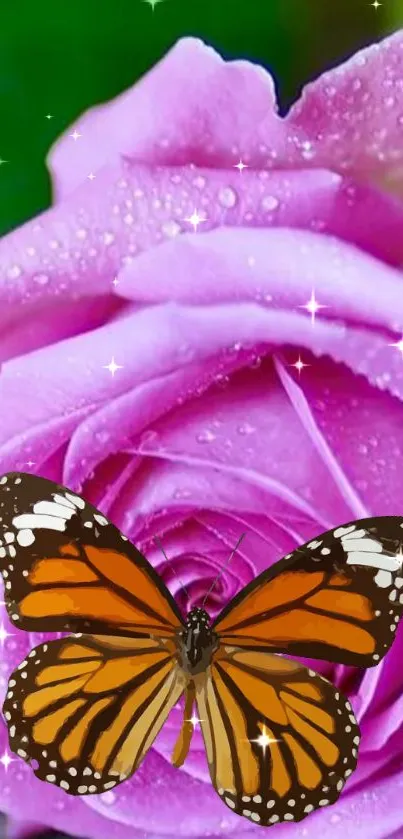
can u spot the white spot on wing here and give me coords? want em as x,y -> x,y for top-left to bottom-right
346,552 -> 401,572
17,529 -> 35,547
33,500 -> 76,519
65,493 -> 85,509
334,525 -> 356,538
374,570 -> 393,588
12,514 -> 68,532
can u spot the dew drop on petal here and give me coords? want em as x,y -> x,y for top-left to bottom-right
33,273 -> 49,286
196,429 -> 216,444
161,220 -> 181,238
218,187 -> 238,209
261,194 -> 279,212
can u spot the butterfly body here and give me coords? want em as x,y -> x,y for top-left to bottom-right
178,607 -> 218,674
0,473 -> 402,827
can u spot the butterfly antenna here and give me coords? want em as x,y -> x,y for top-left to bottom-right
202,533 -> 246,609
154,537 -> 191,599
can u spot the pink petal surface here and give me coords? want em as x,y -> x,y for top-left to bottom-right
2,163 -> 403,331
48,34 -> 403,198
48,37 -> 283,196
286,31 -> 403,194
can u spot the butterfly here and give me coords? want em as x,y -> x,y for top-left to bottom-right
0,473 -> 402,828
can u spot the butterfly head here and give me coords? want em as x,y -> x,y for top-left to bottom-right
179,607 -> 218,675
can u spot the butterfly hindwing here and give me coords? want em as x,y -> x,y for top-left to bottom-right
213,517 -> 403,666
3,634 -> 187,794
0,472 -> 183,636
195,647 -> 359,826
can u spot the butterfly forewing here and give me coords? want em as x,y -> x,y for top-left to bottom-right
195,647 -> 359,826
3,634 -> 187,793
213,517 -> 403,667
0,472 -> 183,636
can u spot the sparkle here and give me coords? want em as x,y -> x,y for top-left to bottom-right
0,623 -> 13,647
45,114 -> 53,120
112,277 -> 119,287
249,725 -> 280,755
87,173 -> 96,181
70,130 -> 82,141
185,209 -> 207,232
0,751 -> 14,771
291,355 -> 310,376
371,0 -> 381,8
103,357 -> 123,376
395,545 -> 403,569
0,158 -> 8,166
299,289 -> 327,325
234,159 -> 248,173
389,336 -> 403,357
142,0 -> 165,8
186,714 -> 203,728
25,460 -> 36,468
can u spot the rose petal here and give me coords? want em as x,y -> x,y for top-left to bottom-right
48,37 -> 282,196
118,226 -> 403,334
285,30 -> 403,195
2,301 -> 403,473
3,163 -> 403,321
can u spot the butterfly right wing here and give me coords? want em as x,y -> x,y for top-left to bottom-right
4,634 -> 187,794
195,646 -> 359,827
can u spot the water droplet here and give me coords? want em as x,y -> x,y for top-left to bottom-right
117,179 -> 128,189
101,790 -> 116,805
124,213 -> 134,225
237,422 -> 256,436
76,228 -> 87,240
261,195 -> 279,212
196,429 -> 216,444
95,430 -> 110,445
103,232 -> 115,245
7,265 -> 21,279
33,273 -> 49,286
161,220 -> 181,238
193,176 -> 206,189
358,443 -> 368,455
218,186 -> 238,209
384,96 -> 395,109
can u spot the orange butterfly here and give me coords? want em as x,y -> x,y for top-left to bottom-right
0,472 -> 402,827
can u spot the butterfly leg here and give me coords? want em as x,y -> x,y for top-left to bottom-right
171,683 -> 196,767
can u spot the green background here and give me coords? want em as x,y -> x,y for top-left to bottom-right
0,0 -> 403,237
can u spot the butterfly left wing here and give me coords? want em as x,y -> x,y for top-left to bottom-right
3,634 -> 187,794
0,472 -> 183,636
195,647 -> 359,826
213,517 -> 403,667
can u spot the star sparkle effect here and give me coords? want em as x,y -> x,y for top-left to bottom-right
186,714 -> 204,728
87,172 -> 96,181
0,751 -> 14,772
234,159 -> 248,173
45,114 -> 53,120
389,336 -> 403,357
185,209 -> 207,232
299,290 -> 327,325
371,0 -> 381,8
291,356 -> 310,376
142,0 -> 165,9
249,725 -> 280,755
0,623 -> 13,648
103,357 -> 124,376
70,130 -> 82,141
0,158 -> 8,166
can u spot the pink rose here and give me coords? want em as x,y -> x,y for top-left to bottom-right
1,32 -> 403,839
